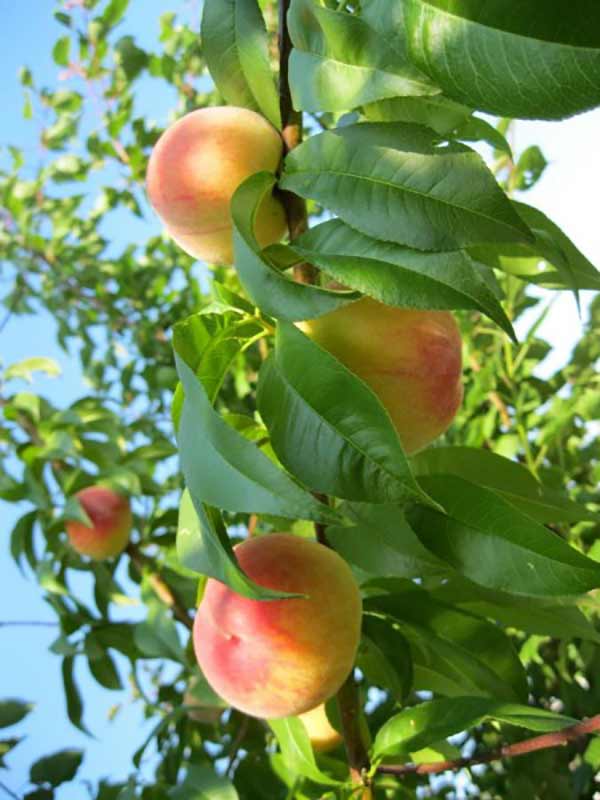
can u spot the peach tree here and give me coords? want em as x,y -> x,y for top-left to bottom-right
1,0 -> 600,798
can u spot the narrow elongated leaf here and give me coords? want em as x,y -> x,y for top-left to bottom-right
412,446 -> 598,523
327,503 -> 446,581
409,476 -> 600,596
268,717 -> 341,786
257,322 -> 432,506
291,219 -> 515,339
61,658 -> 90,735
174,350 -> 339,526
288,0 -> 436,112
0,700 -> 33,729
432,577 -> 600,643
134,597 -> 184,662
372,696 -> 575,760
471,202 -> 600,291
365,587 -> 528,702
280,123 -> 532,251
201,0 -> 280,128
177,490 -> 295,600
231,173 -> 358,320
404,0 -> 600,120
364,95 -> 471,135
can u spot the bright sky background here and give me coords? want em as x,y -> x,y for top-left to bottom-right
1,2 -> 599,797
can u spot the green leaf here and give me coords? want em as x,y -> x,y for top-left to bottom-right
170,765 -> 239,800
359,617 -> 413,701
409,475 -> 600,596
171,310 -> 265,429
87,648 -> 122,691
288,0 -> 436,112
372,696 -> 575,760
134,597 -> 184,662
268,717 -> 341,787
177,490 -> 295,600
257,322 -> 432,506
365,586 -> 528,702
61,658 -> 90,736
326,503 -> 446,581
5,357 -> 61,383
173,349 -> 339,524
363,95 -> 471,135
0,699 -> 34,728
114,36 -> 148,81
10,511 -> 37,573
453,116 -> 513,158
101,0 -> 128,27
431,577 -> 600,643
30,749 -> 83,787
201,0 -> 280,128
0,738 -> 22,769
52,36 -> 71,67
404,0 -> 600,120
471,202 -> 600,292
290,219 -> 516,339
280,123 -> 532,251
412,446 -> 598,523
231,173 -> 358,320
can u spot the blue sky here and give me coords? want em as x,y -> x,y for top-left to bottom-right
1,1 -> 600,797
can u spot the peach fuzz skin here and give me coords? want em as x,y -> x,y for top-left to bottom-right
146,106 -> 287,264
193,534 -> 362,719
301,298 -> 463,455
66,486 -> 132,560
298,703 -> 343,753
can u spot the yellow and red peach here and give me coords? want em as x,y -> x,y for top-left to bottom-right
146,106 -> 287,264
298,703 -> 343,752
66,486 -> 132,560
302,298 -> 463,454
193,533 -> 362,719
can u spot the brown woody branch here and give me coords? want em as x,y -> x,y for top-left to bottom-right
278,0 -> 317,284
126,542 -> 193,631
376,714 -> 600,778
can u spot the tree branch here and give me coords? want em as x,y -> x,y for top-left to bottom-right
278,0 -> 317,284
277,4 -> 370,794
126,542 -> 193,631
376,714 -> 600,777
0,620 -> 59,628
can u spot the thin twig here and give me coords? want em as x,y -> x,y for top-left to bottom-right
0,621 -> 59,628
376,714 -> 600,777
226,714 -> 250,778
0,781 -> 21,800
126,543 -> 193,631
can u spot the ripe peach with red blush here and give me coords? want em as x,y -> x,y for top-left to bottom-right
66,486 -> 132,560
193,533 -> 362,719
301,298 -> 463,454
146,106 -> 287,264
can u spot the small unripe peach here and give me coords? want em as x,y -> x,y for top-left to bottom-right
298,704 -> 343,753
146,106 -> 287,264
302,298 -> 463,454
193,534 -> 362,719
66,486 -> 132,560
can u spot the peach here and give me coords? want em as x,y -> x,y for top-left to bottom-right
193,533 -> 362,719
66,486 -> 132,560
302,298 -> 463,454
298,703 -> 343,752
146,106 -> 287,264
